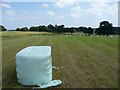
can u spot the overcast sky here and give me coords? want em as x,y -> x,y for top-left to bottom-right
0,0 -> 119,30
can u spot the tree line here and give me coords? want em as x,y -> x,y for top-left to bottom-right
16,24 -> 75,35
1,21 -> 120,36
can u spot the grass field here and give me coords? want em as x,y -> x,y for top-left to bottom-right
2,31 -> 118,88
0,31 -> 52,37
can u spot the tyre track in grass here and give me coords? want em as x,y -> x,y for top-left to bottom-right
58,36 -> 118,88
2,36 -> 47,64
57,36 -> 96,88
2,35 -> 118,88
40,35 -> 118,87
37,36 -> 79,88
2,35 -> 48,87
40,36 -> 68,88
74,36 -> 118,71
52,36 -> 88,88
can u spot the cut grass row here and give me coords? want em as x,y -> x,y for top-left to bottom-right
1,31 -> 52,37
2,32 -> 118,88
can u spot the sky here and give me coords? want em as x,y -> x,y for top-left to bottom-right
0,0 -> 119,30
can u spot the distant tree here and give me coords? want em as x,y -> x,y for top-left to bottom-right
38,25 -> 48,32
21,27 -> 28,31
87,27 -> 94,36
64,27 -> 74,35
95,28 -> 101,35
95,21 -> 114,35
113,27 -> 120,35
79,27 -> 94,36
55,24 -> 58,32
29,26 -> 38,31
76,27 -> 80,32
78,27 -> 85,32
16,28 -> 20,31
57,25 -> 65,33
81,27 -> 88,36
16,27 -> 28,31
47,24 -> 55,32
0,25 -> 7,31
70,28 -> 75,35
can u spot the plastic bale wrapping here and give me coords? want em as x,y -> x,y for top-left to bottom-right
16,46 -> 61,88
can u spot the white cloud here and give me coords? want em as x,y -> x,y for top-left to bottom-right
69,1 -> 118,26
54,2 -> 64,8
41,3 -> 48,8
54,0 -> 79,8
92,0 -> 109,3
46,11 -> 55,16
0,3 -> 11,9
70,6 -> 81,19
5,10 -> 15,15
1,0 -> 120,2
86,2 -> 118,17
106,3 -> 118,17
86,3 -> 106,16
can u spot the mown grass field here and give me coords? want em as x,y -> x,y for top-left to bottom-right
0,31 -> 52,37
2,31 -> 118,88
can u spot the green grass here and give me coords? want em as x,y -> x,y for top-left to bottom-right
1,31 -> 52,37
0,32 -> 2,88
2,31 -> 118,88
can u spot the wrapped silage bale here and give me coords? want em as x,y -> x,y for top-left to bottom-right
16,46 -> 62,88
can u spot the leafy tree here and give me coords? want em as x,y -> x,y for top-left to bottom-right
95,28 -> 101,35
57,25 -> 65,33
29,26 -> 38,31
21,27 -> 28,31
78,27 -> 86,32
81,27 -> 88,36
0,25 -> 7,31
16,27 -> 28,31
64,27 -> 74,35
113,27 -> 120,35
87,27 -> 94,36
38,25 -> 48,32
95,21 -> 114,35
76,27 -> 81,32
16,28 -> 20,31
47,24 -> 55,32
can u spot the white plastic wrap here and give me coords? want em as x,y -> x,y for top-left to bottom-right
16,46 -> 62,88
